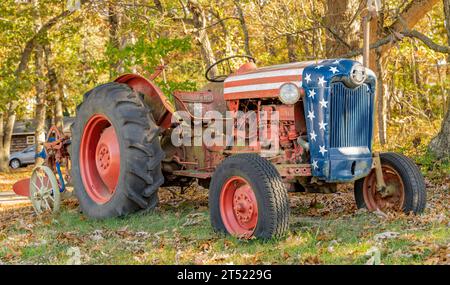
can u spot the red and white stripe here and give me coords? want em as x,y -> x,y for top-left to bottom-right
224,61 -> 314,100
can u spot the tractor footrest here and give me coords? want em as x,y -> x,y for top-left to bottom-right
172,170 -> 213,179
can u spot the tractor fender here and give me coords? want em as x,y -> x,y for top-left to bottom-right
115,74 -> 174,129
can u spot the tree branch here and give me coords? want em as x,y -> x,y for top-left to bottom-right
402,30 -> 450,53
341,28 -> 450,58
15,0 -> 88,78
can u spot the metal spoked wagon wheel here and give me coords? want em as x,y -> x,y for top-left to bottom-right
29,165 -> 61,214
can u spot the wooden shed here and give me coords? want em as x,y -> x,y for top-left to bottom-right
11,117 -> 75,153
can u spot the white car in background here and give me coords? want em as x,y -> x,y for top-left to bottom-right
9,145 -> 36,169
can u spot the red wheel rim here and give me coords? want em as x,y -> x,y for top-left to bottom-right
80,114 -> 120,204
220,176 -> 258,238
362,165 -> 405,212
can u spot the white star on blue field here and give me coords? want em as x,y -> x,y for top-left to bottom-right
303,62 -> 341,172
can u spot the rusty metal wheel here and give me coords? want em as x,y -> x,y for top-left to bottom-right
355,152 -> 426,214
362,165 -> 405,212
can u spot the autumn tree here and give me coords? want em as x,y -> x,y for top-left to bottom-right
429,0 -> 450,159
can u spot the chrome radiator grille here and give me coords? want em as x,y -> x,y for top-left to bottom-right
329,82 -> 374,148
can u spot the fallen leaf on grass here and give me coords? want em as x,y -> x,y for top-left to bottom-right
303,255 -> 322,265
56,232 -> 85,245
392,250 -> 413,259
154,230 -> 168,240
327,240 -> 339,253
373,209 -> 388,219
365,246 -> 381,265
90,230 -> 104,241
209,253 -> 231,263
182,212 -> 205,227
199,241 -> 211,252
66,247 -> 81,265
374,231 -> 400,242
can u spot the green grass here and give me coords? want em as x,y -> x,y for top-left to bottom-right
1,188 -> 448,265
1,149 -> 448,265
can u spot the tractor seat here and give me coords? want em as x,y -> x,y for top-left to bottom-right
234,62 -> 257,75
173,82 -> 227,117
173,90 -> 213,104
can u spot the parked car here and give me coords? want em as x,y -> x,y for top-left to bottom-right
9,145 -> 36,169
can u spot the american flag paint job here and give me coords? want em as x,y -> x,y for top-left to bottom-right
301,59 -> 376,182
223,58 -> 377,183
223,61 -> 319,100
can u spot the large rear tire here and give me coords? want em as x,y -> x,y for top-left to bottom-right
209,154 -> 290,239
71,82 -> 164,218
354,152 -> 426,214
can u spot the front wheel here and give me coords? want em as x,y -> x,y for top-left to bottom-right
354,152 -> 426,214
209,154 -> 290,239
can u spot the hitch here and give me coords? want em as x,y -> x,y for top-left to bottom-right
372,152 -> 388,195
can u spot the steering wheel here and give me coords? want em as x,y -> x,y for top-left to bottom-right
205,55 -> 256,83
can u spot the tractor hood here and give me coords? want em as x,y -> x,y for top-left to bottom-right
223,61 -> 314,100
223,59 -> 375,101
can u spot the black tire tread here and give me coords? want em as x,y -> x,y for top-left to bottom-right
71,82 -> 165,218
209,153 -> 290,239
354,152 -> 426,214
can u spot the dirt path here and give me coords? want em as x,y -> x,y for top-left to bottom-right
0,191 -> 30,207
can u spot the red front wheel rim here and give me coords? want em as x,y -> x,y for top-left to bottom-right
80,114 -> 120,204
220,176 -> 258,238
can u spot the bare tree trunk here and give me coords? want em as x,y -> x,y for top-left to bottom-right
34,44 -> 47,165
375,49 -> 387,145
411,42 -> 433,116
44,44 -> 64,133
443,0 -> 449,115
324,0 -> 360,57
0,113 -> 8,172
33,0 -> 46,164
429,101 -> 450,159
108,1 -> 121,78
429,0 -> 450,158
369,11 -> 388,145
210,8 -> 232,57
234,0 -> 251,56
445,0 -> 450,64
187,0 -> 217,77
436,60 -> 447,116
281,3 -> 297,62
0,108 -> 16,172
286,34 -> 297,63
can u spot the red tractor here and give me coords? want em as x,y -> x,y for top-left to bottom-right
69,54 -> 426,239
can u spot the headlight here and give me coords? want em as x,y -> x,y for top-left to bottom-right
350,64 -> 367,86
279,83 -> 300,105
